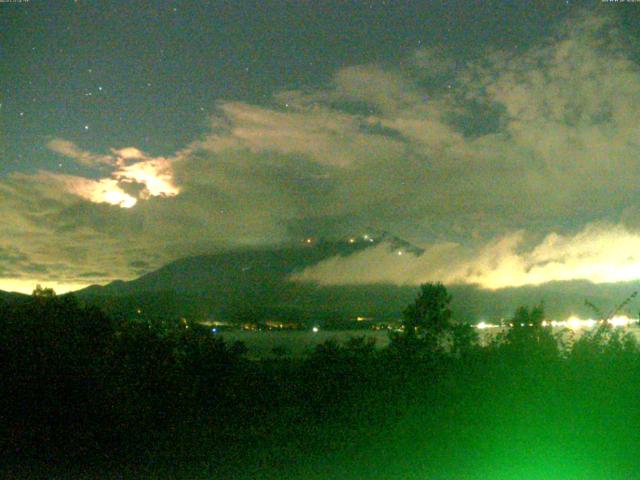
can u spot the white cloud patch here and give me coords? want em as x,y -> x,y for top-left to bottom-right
293,224 -> 640,290
47,138 -> 114,167
114,157 -> 179,200
47,141 -> 180,208
53,174 -> 138,209
187,100 -> 406,168
112,147 -> 146,161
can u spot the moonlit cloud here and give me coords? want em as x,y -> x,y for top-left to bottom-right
47,138 -> 114,167
293,225 -> 640,290
56,174 -> 138,208
112,147 -> 146,161
114,158 -> 180,199
188,100 -> 406,168
46,141 -> 180,208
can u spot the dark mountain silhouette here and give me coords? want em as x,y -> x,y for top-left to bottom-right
0,290 -> 29,304
75,236 -> 420,323
80,238 -> 371,297
10,233 -> 629,325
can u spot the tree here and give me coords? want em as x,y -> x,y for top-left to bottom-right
502,303 -> 558,360
402,282 -> 452,338
391,283 -> 453,357
32,284 -> 56,299
450,322 -> 479,358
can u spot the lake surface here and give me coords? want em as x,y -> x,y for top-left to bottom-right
213,329 -> 391,358
213,325 -> 640,359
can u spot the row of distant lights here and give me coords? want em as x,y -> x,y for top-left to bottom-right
310,234 -> 406,256
306,234 -> 377,245
305,234 -> 404,256
475,315 -> 639,330
212,326 -> 321,333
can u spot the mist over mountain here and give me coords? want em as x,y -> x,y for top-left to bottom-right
75,236 -> 405,322
66,235 -> 640,325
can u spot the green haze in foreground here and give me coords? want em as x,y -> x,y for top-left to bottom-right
2,285 -> 640,479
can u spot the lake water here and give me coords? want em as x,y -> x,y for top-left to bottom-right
213,329 -> 391,358
213,325 -> 640,359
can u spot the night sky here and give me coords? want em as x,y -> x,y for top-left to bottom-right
2,1 -> 640,293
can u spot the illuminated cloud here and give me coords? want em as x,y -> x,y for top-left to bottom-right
46,141 -> 180,208
47,138 -> 114,167
60,175 -> 138,209
293,225 -> 640,290
112,147 -> 147,161
187,100 -> 405,168
114,158 -> 180,199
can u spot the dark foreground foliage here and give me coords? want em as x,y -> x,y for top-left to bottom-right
2,286 -> 640,479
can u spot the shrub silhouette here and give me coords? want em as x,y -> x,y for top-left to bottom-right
2,283 -> 640,478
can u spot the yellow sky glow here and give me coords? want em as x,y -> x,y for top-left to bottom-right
0,278 -> 92,295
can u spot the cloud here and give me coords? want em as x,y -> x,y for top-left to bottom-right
293,224 -> 640,290
332,65 -> 420,114
185,100 -> 406,168
48,173 -> 136,208
111,147 -> 146,161
2,11 -> 640,293
45,141 -> 180,208
47,138 -> 114,167
113,158 -> 179,199
0,147 -> 182,292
